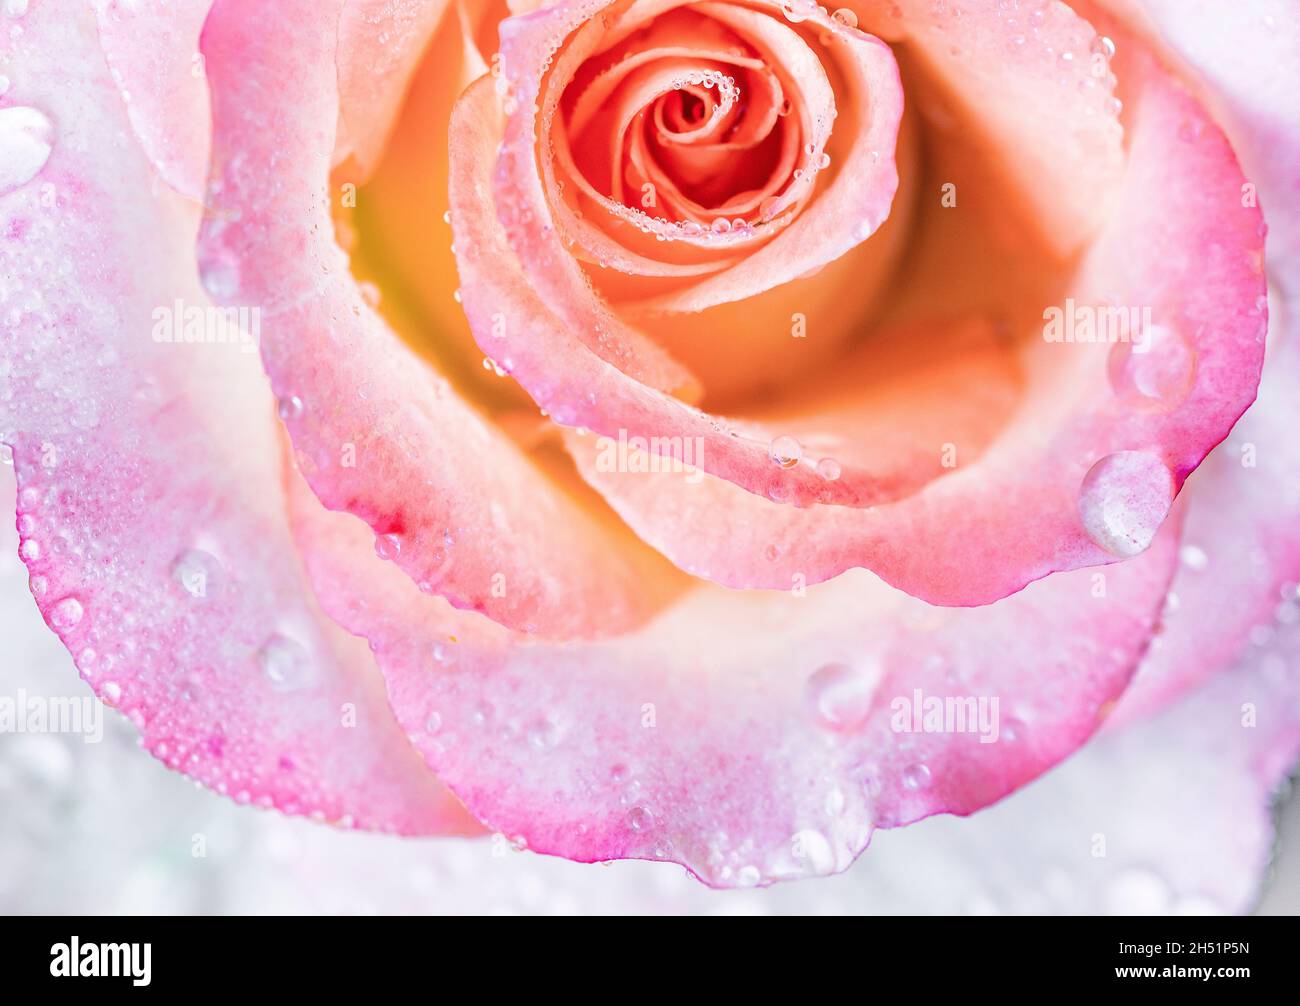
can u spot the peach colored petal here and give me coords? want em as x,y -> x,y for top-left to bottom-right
453,73 -> 909,511
288,447 -> 1181,886
565,60 -> 1267,603
92,0 -> 214,200
876,0 -> 1127,254
0,2 -> 475,835
1090,0 -> 1300,723
334,0 -> 452,177
449,0 -> 1201,567
199,0 -> 674,638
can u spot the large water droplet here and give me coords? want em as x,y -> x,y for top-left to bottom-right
1078,452 -> 1174,557
831,7 -> 858,28
806,662 -> 877,732
199,255 -> 239,301
902,763 -> 932,790
1108,323 -> 1196,408
626,806 -> 653,832
770,435 -> 802,469
172,548 -> 222,599
50,595 -> 83,629
0,106 -> 54,196
780,1 -> 811,23
257,634 -> 315,692
374,532 -> 402,561
277,394 -> 304,421
791,828 -> 836,874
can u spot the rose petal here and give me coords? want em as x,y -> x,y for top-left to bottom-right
800,632 -> 1300,914
453,2 -> 1261,610
1094,0 -> 1300,269
288,440 -> 1180,885
199,0 -> 674,637
564,61 -> 1267,604
91,0 -> 215,200
4,510 -> 1292,914
334,0 -> 452,177
875,0 -> 1126,253
0,3 -> 475,834
1090,0 -> 1300,722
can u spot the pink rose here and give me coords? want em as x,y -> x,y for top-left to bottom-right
1,0 -> 1297,890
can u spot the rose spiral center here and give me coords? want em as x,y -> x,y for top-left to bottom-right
546,4 -> 840,243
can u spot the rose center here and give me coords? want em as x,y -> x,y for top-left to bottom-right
557,8 -> 819,229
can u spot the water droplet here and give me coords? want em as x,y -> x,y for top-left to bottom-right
781,0 -> 810,23
1108,323 -> 1196,408
277,394 -> 303,421
425,711 -> 443,734
806,662 -> 876,732
791,828 -> 836,874
172,548 -> 221,599
770,435 -> 802,469
527,717 -> 560,750
0,105 -> 54,195
816,457 -> 841,481
1180,544 -> 1208,571
101,681 -> 123,706
627,806 -> 653,831
902,763 -> 932,790
1078,452 -> 1175,557
50,596 -> 83,629
374,532 -> 402,561
831,7 -> 858,28
257,634 -> 315,692
1091,35 -> 1116,60
199,256 -> 239,300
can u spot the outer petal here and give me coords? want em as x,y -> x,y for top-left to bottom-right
3,522 -> 1296,914
1092,0 -> 1300,721
91,0 -> 214,200
288,449 -> 1181,885
1097,0 -> 1300,271
1117,331 -> 1300,723
198,0 -> 673,638
564,62 -> 1267,604
0,1 -> 475,835
868,0 -> 1126,252
334,0 -> 452,176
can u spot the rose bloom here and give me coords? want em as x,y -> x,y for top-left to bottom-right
0,0 -> 1298,898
